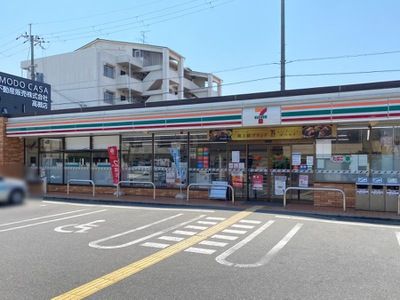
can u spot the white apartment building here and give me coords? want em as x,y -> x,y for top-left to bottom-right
21,39 -> 222,109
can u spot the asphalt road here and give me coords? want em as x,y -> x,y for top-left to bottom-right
0,199 -> 399,300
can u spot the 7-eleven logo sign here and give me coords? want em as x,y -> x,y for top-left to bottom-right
255,107 -> 268,124
243,106 -> 281,126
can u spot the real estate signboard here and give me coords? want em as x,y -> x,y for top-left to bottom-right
0,71 -> 51,115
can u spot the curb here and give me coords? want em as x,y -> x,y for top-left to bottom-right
42,195 -> 245,212
42,195 -> 400,225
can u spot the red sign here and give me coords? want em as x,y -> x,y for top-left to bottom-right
252,174 -> 263,190
107,146 -> 120,185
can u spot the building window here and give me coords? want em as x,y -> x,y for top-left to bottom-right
120,95 -> 127,101
132,49 -> 143,58
103,64 -> 115,79
35,72 -> 44,82
104,90 -> 115,104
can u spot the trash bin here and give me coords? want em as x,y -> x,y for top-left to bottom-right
385,186 -> 399,212
355,177 -> 370,210
385,178 -> 399,212
370,177 -> 385,212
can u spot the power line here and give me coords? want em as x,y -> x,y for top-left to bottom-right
42,0 -> 207,38
33,0 -> 166,26
287,50 -> 400,64
46,0 -> 232,43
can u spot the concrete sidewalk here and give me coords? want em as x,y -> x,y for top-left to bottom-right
42,192 -> 400,223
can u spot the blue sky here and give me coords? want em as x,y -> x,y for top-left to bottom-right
1,0 -> 400,96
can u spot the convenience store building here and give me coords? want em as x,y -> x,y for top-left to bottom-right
4,80 -> 400,210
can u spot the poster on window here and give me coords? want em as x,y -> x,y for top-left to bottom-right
291,153 -> 301,166
252,174 -> 264,190
274,176 -> 286,196
107,146 -> 120,185
231,170 -> 243,188
299,174 -> 309,187
166,169 -> 176,186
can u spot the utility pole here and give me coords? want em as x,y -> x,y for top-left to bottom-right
280,0 -> 286,91
140,30 -> 150,44
17,24 -> 47,81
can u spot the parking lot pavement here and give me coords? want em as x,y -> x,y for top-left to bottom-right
1,199 -> 400,300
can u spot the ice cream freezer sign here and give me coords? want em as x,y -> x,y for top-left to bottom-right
242,106 -> 281,126
0,71 -> 51,114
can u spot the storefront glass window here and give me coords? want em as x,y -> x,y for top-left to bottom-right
316,128 -> 369,183
154,132 -> 188,188
65,137 -> 90,150
40,138 -> 63,152
64,152 -> 90,183
25,138 -> 39,180
370,127 -> 395,182
189,132 -> 227,187
92,151 -> 113,185
121,135 -> 153,183
40,152 -> 63,183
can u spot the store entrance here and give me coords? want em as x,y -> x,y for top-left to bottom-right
229,142 -> 315,203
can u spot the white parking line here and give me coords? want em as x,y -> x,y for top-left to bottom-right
185,247 -> 216,255
206,217 -> 226,221
232,224 -> 254,229
0,209 -> 87,227
199,240 -> 228,247
0,210 -> 107,233
239,220 -> 261,224
158,236 -> 184,242
222,229 -> 247,235
212,234 -> 239,241
216,221 -> 303,268
141,242 -> 170,249
274,215 -> 400,229
173,230 -> 197,236
198,221 -> 217,225
89,215 -> 205,249
396,232 -> 400,247
185,225 -> 208,230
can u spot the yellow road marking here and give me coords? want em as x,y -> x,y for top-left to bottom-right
52,206 -> 262,300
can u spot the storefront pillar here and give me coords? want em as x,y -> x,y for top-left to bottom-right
0,117 -> 24,178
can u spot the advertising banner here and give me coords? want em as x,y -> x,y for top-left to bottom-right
107,146 -> 120,185
208,129 -> 232,142
302,125 -> 337,139
169,147 -> 185,183
232,127 -> 303,141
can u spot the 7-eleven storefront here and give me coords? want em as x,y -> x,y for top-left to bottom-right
5,81 -> 400,210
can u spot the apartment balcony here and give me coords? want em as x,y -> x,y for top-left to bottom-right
116,54 -> 143,69
115,74 -> 143,93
